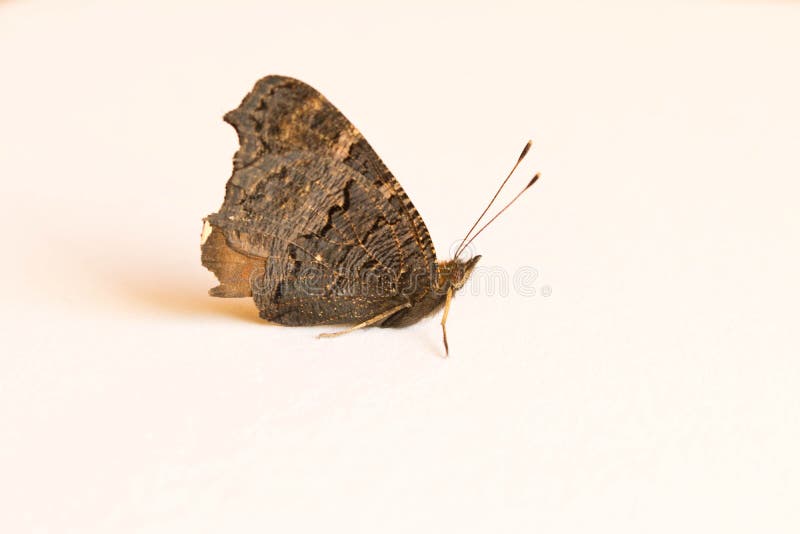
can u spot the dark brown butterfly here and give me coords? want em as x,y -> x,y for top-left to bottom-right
201,75 -> 538,355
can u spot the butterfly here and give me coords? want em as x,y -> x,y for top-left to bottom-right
201,75 -> 539,355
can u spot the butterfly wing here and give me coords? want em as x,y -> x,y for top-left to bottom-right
202,75 -> 438,325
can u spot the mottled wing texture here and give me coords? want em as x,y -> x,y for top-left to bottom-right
202,75 -> 437,326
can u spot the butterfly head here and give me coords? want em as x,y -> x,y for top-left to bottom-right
439,255 -> 481,291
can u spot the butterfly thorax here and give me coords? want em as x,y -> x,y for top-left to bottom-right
380,255 -> 481,328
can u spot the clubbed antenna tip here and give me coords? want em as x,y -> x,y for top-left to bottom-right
518,140 -> 533,162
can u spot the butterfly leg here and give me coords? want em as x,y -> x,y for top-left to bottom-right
440,287 -> 454,357
318,301 -> 412,339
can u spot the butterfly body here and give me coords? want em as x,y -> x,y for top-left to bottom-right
202,75 -> 480,335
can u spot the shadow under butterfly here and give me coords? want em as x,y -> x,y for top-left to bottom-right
201,75 -> 540,356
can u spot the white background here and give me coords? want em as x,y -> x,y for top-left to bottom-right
1,1 -> 799,532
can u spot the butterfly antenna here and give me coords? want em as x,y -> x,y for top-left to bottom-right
454,140 -> 532,258
456,173 -> 541,256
